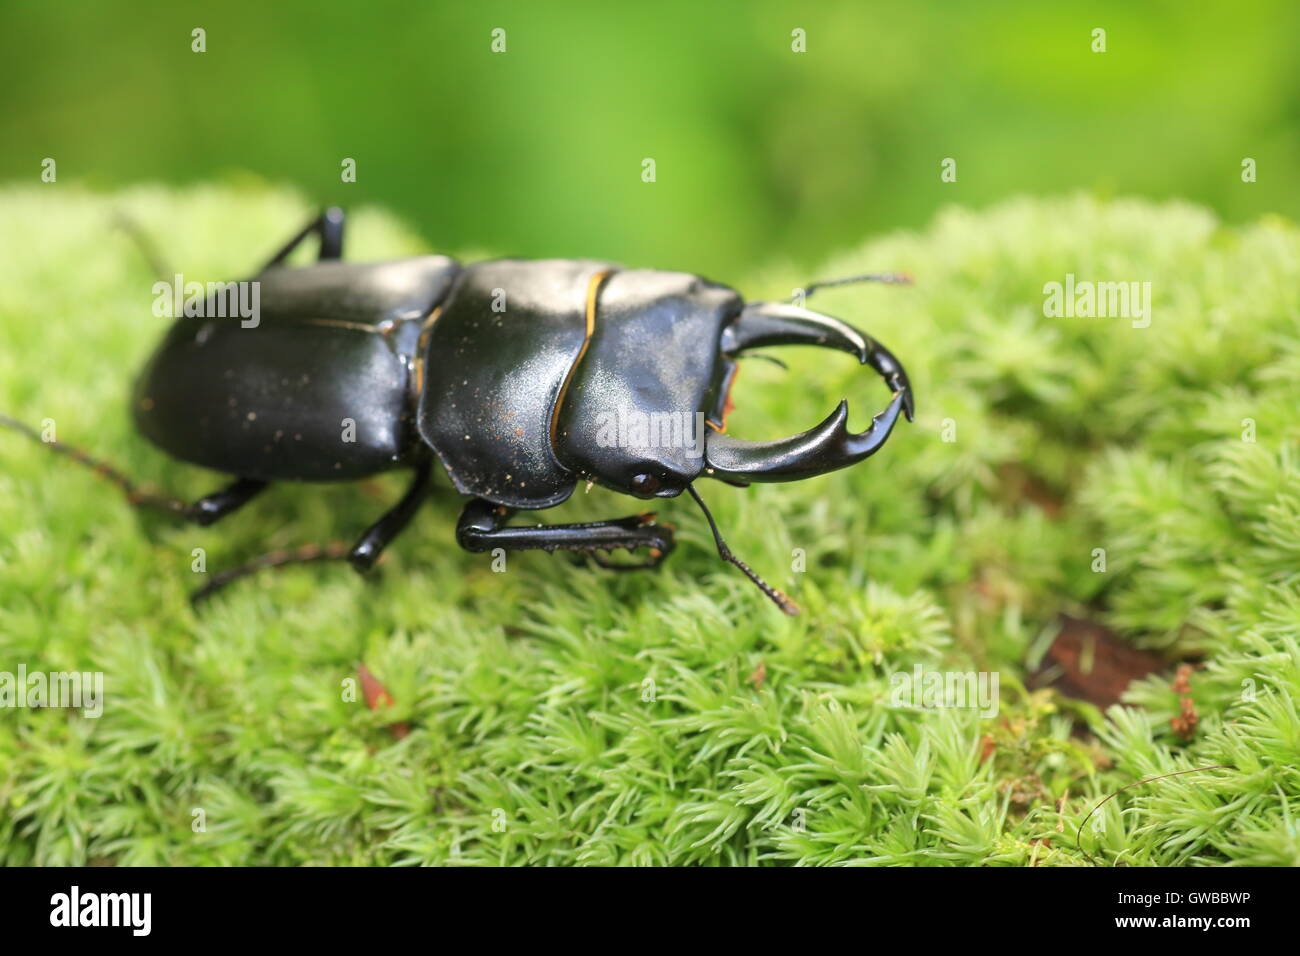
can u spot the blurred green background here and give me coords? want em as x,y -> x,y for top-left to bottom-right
1,0 -> 1296,279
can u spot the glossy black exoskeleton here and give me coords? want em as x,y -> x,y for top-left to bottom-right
7,208 -> 915,613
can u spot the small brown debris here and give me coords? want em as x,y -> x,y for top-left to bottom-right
358,663 -> 410,740
1171,694 -> 1199,741
1028,615 -> 1165,708
996,463 -> 1064,517
748,660 -> 767,690
1003,773 -> 1050,808
1169,663 -> 1199,740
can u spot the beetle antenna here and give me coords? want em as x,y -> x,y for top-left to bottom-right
0,413 -> 192,516
797,272 -> 913,302
687,484 -> 799,615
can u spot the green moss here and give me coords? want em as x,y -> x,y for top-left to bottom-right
1,184 -> 1296,865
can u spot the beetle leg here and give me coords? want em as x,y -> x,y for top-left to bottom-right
455,498 -> 675,567
190,541 -> 352,605
111,211 -> 173,280
0,413 -> 194,518
347,462 -> 432,572
1,414 -> 278,526
187,477 -> 269,526
586,550 -> 670,571
192,464 -> 432,602
259,207 -> 346,271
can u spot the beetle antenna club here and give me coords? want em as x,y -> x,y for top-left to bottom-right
687,484 -> 800,615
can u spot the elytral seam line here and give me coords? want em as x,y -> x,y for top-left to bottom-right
549,269 -> 613,447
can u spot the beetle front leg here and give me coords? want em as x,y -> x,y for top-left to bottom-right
455,498 -> 675,568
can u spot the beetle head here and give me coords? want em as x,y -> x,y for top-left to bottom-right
553,270 -> 739,499
550,272 -> 914,617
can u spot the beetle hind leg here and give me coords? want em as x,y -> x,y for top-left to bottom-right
0,416 -> 273,526
190,463 -> 432,603
189,477 -> 269,526
0,413 -> 205,519
190,541 -> 352,604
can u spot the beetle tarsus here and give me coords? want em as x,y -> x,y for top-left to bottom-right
0,415 -> 284,527
588,548 -> 667,571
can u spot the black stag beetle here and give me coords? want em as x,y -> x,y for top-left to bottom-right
2,208 -> 914,613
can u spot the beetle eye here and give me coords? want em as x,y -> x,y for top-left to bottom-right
630,473 -> 661,496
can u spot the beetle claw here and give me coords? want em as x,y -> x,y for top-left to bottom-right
707,301 -> 913,481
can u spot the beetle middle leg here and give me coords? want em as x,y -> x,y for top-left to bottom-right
347,462 -> 433,572
455,498 -> 675,567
